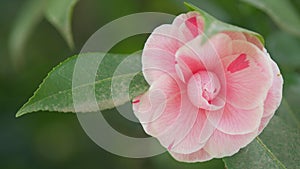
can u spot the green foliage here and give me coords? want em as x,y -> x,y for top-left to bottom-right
241,0 -> 300,37
5,0 -> 300,168
267,31 -> 300,72
45,0 -> 78,49
9,0 -> 79,67
9,0 -> 46,67
223,117 -> 300,169
16,53 -> 149,117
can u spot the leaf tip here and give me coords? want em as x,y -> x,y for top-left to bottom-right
15,111 -> 25,118
183,2 -> 197,11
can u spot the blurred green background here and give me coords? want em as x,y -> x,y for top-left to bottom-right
1,0 -> 300,168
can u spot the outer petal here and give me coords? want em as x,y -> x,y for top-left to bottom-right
174,12 -> 204,39
243,33 -> 264,50
223,31 -> 247,41
142,25 -> 185,84
133,74 -> 183,136
170,110 -> 215,154
222,41 -> 273,109
175,33 -> 232,83
156,93 -> 199,152
173,11 -> 203,28
143,48 -> 177,85
262,55 -> 283,118
170,149 -> 212,163
207,103 -> 263,135
223,31 -> 263,50
143,12 -> 204,84
258,114 -> 273,134
203,129 -> 258,158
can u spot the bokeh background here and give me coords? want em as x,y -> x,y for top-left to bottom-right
1,0 -> 300,168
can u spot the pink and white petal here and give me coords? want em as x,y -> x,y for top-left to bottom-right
203,129 -> 258,158
222,41 -> 273,109
177,13 -> 204,40
173,11 -> 204,30
262,57 -> 283,117
144,24 -> 185,55
170,110 -> 214,154
143,22 -> 201,84
258,114 -> 273,134
175,33 -> 232,82
170,149 -> 212,163
207,103 -> 263,135
223,31 -> 247,41
156,93 -> 199,151
133,74 -> 184,136
142,48 -> 177,85
244,33 -> 264,50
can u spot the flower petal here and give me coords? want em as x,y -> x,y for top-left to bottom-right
176,12 -> 204,39
175,33 -> 232,82
244,33 -> 264,50
173,11 -> 203,28
170,149 -> 212,163
207,103 -> 263,135
262,54 -> 283,118
223,31 -> 247,41
170,110 -> 215,154
133,74 -> 184,136
156,93 -> 199,152
142,48 -> 177,85
142,25 -> 185,84
143,12 -> 204,84
222,41 -> 273,109
258,114 -> 273,134
203,129 -> 257,158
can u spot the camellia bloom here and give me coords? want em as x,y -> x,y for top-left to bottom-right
132,11 -> 283,162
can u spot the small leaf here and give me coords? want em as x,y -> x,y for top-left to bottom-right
45,0 -> 79,49
184,2 -> 264,45
241,0 -> 300,37
223,116 -> 300,169
9,0 -> 47,67
16,53 -> 149,117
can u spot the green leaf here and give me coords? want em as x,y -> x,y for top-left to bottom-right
223,116 -> 300,169
241,0 -> 300,37
266,31 -> 300,72
9,0 -> 47,67
9,0 -> 79,68
184,2 -> 264,45
277,99 -> 300,129
16,53 -> 149,117
45,0 -> 78,49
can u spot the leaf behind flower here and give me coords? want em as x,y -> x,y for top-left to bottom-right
223,116 -> 300,169
16,53 -> 149,117
241,0 -> 300,37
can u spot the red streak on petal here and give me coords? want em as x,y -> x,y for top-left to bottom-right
168,141 -> 175,151
185,16 -> 198,37
227,53 -> 250,73
175,60 -> 178,64
132,100 -> 140,104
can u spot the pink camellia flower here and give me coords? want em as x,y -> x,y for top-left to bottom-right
132,11 -> 283,162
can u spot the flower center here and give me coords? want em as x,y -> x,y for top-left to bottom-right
187,71 -> 221,108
